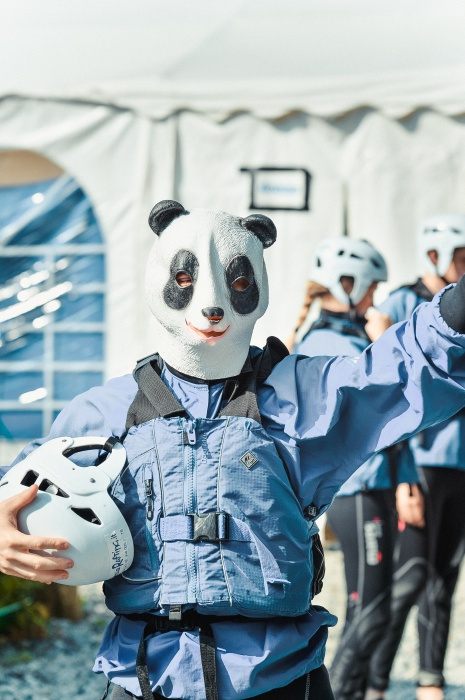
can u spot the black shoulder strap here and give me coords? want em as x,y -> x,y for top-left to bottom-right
306,315 -> 370,343
125,355 -> 187,430
219,337 -> 289,423
408,279 -> 434,301
256,336 -> 290,382
392,279 -> 434,302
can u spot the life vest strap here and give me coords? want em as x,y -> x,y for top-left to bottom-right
129,610 -> 306,700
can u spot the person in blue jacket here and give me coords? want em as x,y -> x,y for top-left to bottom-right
2,201 -> 465,700
364,214 -> 465,700
290,237 -> 422,700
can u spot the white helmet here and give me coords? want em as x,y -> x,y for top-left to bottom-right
309,237 -> 388,306
419,214 -> 465,277
0,436 -> 134,586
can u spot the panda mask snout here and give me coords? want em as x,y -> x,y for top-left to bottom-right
184,307 -> 227,345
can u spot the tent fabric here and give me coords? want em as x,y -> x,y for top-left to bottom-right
341,109 -> 465,298
22,66 -> 465,122
1,0 -> 465,120
2,97 -> 465,372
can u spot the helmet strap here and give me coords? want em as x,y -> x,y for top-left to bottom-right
347,296 -> 357,319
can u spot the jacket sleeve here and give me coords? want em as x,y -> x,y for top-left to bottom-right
258,289 -> 465,506
2,375 -> 137,472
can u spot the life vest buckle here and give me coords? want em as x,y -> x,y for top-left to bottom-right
191,512 -> 229,542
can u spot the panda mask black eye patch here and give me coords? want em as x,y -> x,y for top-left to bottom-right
163,250 -> 199,310
226,256 -> 259,315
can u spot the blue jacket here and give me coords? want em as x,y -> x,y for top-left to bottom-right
294,311 -> 417,495
381,283 -> 465,469
9,290 -> 465,699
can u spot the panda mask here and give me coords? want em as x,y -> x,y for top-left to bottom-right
145,200 -> 277,380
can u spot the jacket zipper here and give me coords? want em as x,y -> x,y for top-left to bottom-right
185,418 -> 197,600
144,477 -> 154,521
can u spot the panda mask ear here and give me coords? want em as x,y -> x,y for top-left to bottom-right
148,200 -> 189,236
241,214 -> 277,249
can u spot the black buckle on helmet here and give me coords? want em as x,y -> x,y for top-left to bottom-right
191,512 -> 229,542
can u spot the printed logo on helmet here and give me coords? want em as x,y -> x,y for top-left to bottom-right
106,528 -> 131,575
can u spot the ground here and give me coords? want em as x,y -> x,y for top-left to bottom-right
0,550 -> 463,699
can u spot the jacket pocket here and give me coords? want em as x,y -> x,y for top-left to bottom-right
118,463 -> 162,582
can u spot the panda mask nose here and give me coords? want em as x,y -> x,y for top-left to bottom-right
202,307 -> 224,324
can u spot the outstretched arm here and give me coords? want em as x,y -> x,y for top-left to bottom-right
259,282 -> 465,508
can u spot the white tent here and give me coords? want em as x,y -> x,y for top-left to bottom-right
1,0 -> 465,376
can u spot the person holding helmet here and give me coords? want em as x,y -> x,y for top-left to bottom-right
365,214 -> 465,700
0,436 -> 134,586
3,202 -> 465,700
289,237 -> 421,700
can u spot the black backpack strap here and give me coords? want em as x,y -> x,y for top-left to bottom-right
391,279 -> 434,302
126,354 -> 187,429
219,337 -> 288,423
408,278 -> 434,301
306,312 -> 370,343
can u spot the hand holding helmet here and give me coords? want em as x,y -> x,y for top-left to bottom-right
0,436 -> 134,586
0,484 -> 73,584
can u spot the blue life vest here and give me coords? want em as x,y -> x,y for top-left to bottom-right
103,340 -> 323,619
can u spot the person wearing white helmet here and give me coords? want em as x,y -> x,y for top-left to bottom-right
365,215 -> 465,700
420,213 -> 465,281
287,237 -> 388,352
304,236 -> 388,307
289,237 -> 421,700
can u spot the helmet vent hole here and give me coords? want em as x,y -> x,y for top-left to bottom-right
337,250 -> 344,256
38,479 -> 69,498
349,253 -> 362,260
71,507 -> 101,525
316,256 -> 321,267
21,470 -> 39,487
370,257 -> 381,268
